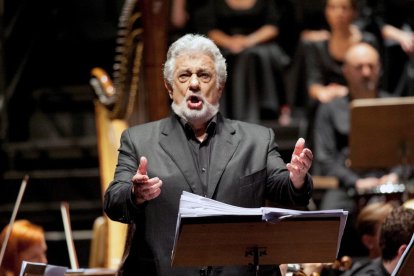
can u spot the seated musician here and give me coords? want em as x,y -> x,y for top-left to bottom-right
289,202 -> 395,276
313,42 -> 399,211
336,202 -> 395,275
313,42 -> 400,257
302,205 -> 414,276
0,220 -> 47,276
355,202 -> 395,260
342,206 -> 414,275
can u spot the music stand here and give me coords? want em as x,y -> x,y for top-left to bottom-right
349,97 -> 414,183
171,215 -> 342,270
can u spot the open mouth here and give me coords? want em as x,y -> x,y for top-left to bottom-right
187,95 -> 203,110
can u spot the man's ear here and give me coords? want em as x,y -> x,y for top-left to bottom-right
164,80 -> 173,99
397,244 -> 407,258
217,84 -> 224,98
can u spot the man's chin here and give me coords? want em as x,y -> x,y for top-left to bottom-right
172,102 -> 219,125
183,110 -> 212,124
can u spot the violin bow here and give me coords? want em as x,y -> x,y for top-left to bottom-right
60,202 -> 79,270
0,175 -> 29,266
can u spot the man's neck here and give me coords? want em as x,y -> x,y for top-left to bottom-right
190,123 -> 208,142
383,258 -> 398,274
350,88 -> 377,100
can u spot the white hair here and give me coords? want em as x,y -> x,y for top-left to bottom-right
163,34 -> 227,88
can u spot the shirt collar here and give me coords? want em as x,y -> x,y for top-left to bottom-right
176,114 -> 218,140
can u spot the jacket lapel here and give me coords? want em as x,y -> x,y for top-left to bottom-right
159,116 -> 204,195
206,115 -> 240,198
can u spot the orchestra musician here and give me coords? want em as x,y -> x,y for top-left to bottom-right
342,206 -> 414,275
103,33 -> 313,276
314,42 -> 399,212
328,202 -> 395,275
0,220 -> 47,276
313,42 -> 400,257
300,204 -> 411,276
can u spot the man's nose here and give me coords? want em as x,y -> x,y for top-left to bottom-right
189,75 -> 200,88
361,66 -> 372,77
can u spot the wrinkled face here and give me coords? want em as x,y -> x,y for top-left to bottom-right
166,53 -> 223,125
343,46 -> 380,97
325,0 -> 355,29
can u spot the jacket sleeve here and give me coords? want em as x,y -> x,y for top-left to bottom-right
103,128 -> 145,224
266,128 -> 313,207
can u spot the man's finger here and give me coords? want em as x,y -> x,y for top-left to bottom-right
138,156 -> 148,175
292,138 -> 305,156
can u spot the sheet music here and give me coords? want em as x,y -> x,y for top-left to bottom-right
19,261 -> 67,276
174,191 -> 348,257
19,262 -> 117,276
178,191 -> 262,217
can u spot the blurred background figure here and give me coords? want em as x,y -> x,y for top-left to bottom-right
313,43 -> 399,257
304,0 -> 378,104
314,43 -> 397,212
296,202 -> 395,276
284,0 -> 328,113
378,0 -> 414,97
300,0 -> 378,148
355,202 -> 395,260
169,0 -> 210,43
195,0 -> 290,124
343,206 -> 414,275
0,220 -> 47,276
355,0 -> 414,96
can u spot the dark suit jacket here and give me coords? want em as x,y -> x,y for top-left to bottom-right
104,113 -> 313,276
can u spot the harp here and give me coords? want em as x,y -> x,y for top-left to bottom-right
89,0 -> 169,269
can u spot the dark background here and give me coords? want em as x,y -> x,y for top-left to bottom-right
0,0 -> 124,268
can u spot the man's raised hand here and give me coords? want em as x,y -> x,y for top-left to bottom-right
286,138 -> 313,189
132,156 -> 163,205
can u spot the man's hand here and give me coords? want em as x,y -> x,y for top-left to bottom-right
132,156 -> 163,205
317,84 -> 348,103
286,138 -> 313,189
355,177 -> 380,194
356,173 -> 399,194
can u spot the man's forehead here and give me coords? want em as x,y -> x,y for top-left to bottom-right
349,59 -> 379,68
175,54 -> 215,70
346,46 -> 379,65
176,52 -> 214,62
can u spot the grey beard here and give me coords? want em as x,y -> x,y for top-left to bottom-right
171,99 -> 219,125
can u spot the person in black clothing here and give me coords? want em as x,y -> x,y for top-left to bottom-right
104,33 -> 313,276
300,0 -> 378,150
304,0 -> 378,104
314,43 -> 397,209
196,0 -> 290,123
313,43 -> 397,257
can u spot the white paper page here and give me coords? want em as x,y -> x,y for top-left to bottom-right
179,191 -> 262,217
173,192 -> 348,259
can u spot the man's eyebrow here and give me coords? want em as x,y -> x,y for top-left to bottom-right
176,68 -> 191,73
197,68 -> 212,73
177,67 -> 213,73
